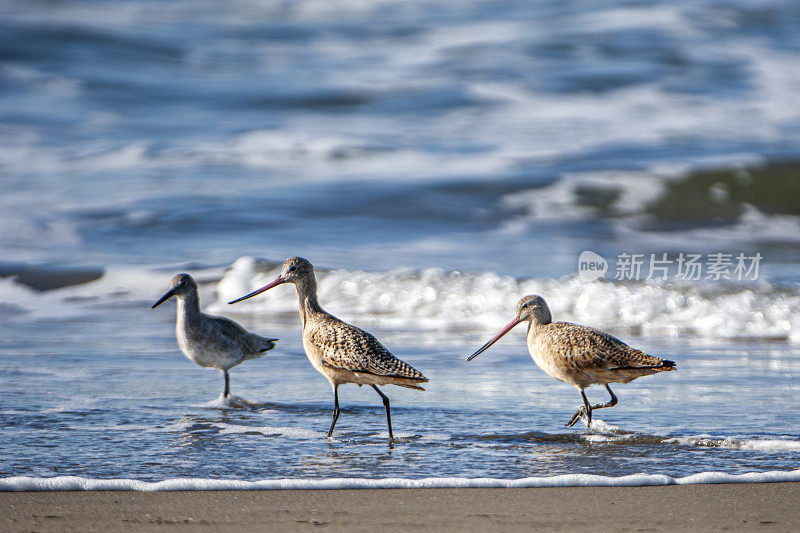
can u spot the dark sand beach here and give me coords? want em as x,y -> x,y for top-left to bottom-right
2,483 -> 798,532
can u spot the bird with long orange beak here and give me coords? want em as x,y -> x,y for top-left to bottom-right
467,295 -> 675,428
229,257 -> 427,439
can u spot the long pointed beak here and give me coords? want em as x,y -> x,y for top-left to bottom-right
228,275 -> 286,305
466,317 -> 522,361
151,288 -> 178,309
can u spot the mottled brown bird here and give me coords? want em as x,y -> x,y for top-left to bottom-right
229,257 -> 427,439
467,295 -> 675,428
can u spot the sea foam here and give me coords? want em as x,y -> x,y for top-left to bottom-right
210,257 -> 800,344
3,257 -> 798,344
2,470 -> 799,491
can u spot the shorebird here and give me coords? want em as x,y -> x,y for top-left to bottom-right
152,274 -> 277,398
467,295 -> 675,428
228,257 -> 427,439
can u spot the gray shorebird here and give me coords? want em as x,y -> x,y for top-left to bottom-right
467,295 -> 675,428
228,257 -> 427,439
152,274 -> 277,398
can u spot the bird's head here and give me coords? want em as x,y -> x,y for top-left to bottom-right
278,256 -> 314,285
152,273 -> 197,309
466,294 -> 551,362
514,294 -> 551,325
228,256 -> 314,304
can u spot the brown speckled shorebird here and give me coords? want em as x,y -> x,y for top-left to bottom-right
228,257 -> 427,439
152,274 -> 278,398
467,295 -> 676,428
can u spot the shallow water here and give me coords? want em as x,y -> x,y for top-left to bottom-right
1,0 -> 800,488
1,289 -> 799,483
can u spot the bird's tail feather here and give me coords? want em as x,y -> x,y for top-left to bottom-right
242,339 -> 277,360
394,382 -> 426,391
611,359 -> 676,371
387,375 -> 428,390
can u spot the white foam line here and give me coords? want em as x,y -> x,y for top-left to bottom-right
2,470 -> 799,491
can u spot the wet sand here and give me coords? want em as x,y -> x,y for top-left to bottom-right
2,482 -> 798,532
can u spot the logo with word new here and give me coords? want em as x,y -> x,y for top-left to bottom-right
578,251 -> 608,282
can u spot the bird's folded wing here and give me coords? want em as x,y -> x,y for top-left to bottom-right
311,321 -> 426,380
549,322 -> 663,370
209,315 -> 266,353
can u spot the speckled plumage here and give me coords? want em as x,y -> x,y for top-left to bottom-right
307,317 -> 426,383
153,273 -> 277,398
468,294 -> 675,428
530,321 -> 673,388
228,257 -> 427,438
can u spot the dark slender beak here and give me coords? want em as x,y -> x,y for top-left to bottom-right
466,317 -> 523,361
151,287 -> 178,309
228,275 -> 286,305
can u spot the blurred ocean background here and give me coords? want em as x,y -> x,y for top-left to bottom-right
2,0 -> 800,488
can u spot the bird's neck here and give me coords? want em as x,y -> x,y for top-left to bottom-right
294,277 -> 324,328
176,292 -> 201,324
527,316 -> 552,336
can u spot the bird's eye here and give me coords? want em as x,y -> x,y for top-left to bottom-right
287,266 -> 297,272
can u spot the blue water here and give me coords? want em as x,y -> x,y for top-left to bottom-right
1,0 -> 800,486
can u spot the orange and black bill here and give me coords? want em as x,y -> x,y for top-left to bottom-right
227,275 -> 286,305
466,317 -> 522,361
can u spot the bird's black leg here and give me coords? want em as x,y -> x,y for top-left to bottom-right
566,385 -> 619,428
581,389 -> 593,427
592,384 -> 618,411
327,384 -> 340,438
371,385 -> 393,439
566,389 -> 593,428
223,370 -> 230,398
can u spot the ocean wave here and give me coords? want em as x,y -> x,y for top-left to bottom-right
2,469 -> 799,491
500,161 -> 800,258
2,257 -> 798,344
503,161 -> 800,227
3,2 -> 800,183
211,257 -> 800,344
